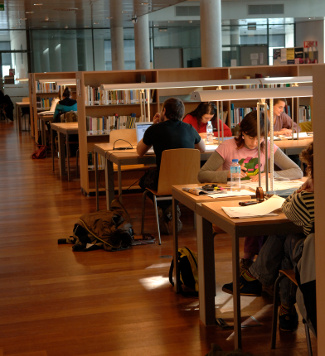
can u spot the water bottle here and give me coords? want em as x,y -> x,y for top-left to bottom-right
206,120 -> 213,143
229,159 -> 241,191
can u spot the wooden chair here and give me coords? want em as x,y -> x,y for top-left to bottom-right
271,269 -> 313,356
141,148 -> 201,245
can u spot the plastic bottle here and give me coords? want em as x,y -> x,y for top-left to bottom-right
206,120 -> 213,144
229,159 -> 241,191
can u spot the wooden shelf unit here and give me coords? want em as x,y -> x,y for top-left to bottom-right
29,72 -> 76,142
74,64 -> 315,195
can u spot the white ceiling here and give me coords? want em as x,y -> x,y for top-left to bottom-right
0,0 -> 187,30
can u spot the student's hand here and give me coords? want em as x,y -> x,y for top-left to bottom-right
152,112 -> 161,124
297,178 -> 314,192
249,173 -> 266,182
280,128 -> 292,136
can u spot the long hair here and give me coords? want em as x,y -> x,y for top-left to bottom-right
300,142 -> 313,179
188,102 -> 217,127
235,110 -> 270,151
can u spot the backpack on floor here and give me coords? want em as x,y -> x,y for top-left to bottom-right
169,246 -> 199,296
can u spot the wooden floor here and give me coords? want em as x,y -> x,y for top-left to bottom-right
0,120 -> 317,356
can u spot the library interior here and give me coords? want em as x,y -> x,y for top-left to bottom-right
1,0 -> 325,355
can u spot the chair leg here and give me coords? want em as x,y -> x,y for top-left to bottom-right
153,195 -> 161,245
271,274 -> 284,349
141,190 -> 148,236
303,320 -> 313,356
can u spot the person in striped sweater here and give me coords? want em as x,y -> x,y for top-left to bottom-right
222,142 -> 314,332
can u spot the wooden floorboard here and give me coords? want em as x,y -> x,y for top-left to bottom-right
0,120 -> 317,355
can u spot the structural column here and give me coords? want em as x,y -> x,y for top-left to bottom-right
200,0 -> 222,67
134,13 -> 150,69
110,1 -> 124,70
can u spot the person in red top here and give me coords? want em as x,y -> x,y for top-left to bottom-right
183,102 -> 232,138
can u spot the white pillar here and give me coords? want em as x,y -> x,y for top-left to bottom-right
134,14 -> 150,69
110,2 -> 124,70
200,0 -> 222,67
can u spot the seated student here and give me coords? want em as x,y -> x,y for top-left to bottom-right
198,110 -> 302,184
198,110 -> 303,269
53,87 -> 77,122
270,98 -> 300,136
137,97 -> 205,234
222,142 -> 314,332
183,102 -> 232,139
0,90 -> 14,121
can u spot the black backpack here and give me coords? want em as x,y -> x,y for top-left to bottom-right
169,247 -> 199,296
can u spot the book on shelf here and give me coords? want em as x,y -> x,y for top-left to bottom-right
230,107 -> 254,128
85,85 -> 152,106
36,96 -> 57,110
88,152 -> 105,170
36,82 -> 59,93
86,114 -> 140,135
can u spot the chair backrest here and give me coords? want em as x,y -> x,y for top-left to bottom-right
157,148 -> 200,196
60,111 -> 78,123
109,128 -> 137,148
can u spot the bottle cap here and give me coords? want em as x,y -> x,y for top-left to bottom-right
232,159 -> 239,163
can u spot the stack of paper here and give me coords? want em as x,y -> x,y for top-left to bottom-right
209,189 -> 255,199
222,195 -> 285,218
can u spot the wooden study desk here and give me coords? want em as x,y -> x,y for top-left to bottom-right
50,122 -> 79,181
276,136 -> 313,155
171,184 -> 253,294
15,102 -> 30,131
93,144 -> 216,211
193,200 -> 303,350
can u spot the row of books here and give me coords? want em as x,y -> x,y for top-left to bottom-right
36,82 -> 59,93
298,105 -> 312,122
230,106 -> 254,128
84,86 -> 153,106
36,96 -> 57,110
86,114 -> 140,135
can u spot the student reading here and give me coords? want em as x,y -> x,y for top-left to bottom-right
137,97 -> 205,235
270,98 -> 300,136
182,102 -> 232,139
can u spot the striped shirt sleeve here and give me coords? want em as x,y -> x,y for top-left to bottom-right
282,190 -> 314,235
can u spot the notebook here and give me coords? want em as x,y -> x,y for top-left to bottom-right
135,122 -> 154,154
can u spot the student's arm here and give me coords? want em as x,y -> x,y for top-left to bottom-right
273,148 -> 303,179
137,139 -> 151,157
195,139 -> 206,153
198,151 -> 228,183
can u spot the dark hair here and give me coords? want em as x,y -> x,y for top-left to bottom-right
266,98 -> 286,107
300,142 -> 313,179
162,97 -> 185,121
235,110 -> 270,151
62,87 -> 71,98
188,102 -> 217,127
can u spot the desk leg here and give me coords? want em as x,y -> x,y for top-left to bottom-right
196,214 -> 216,326
172,198 -> 180,293
66,133 -> 70,181
95,152 -> 99,211
232,232 -> 242,350
106,160 -> 115,210
58,132 -> 66,178
51,129 -> 55,172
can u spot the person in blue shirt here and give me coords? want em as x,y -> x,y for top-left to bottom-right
53,87 -> 77,122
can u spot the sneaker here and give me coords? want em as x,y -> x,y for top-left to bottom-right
222,274 -> 262,296
240,258 -> 253,273
279,306 -> 298,332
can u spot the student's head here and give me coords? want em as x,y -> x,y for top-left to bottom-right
300,142 -> 313,179
161,97 -> 185,121
235,110 -> 270,150
272,98 -> 286,116
188,102 -> 216,125
62,87 -> 71,99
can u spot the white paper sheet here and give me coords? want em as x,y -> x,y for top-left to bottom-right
242,180 -> 302,192
209,189 -> 255,199
221,195 -> 285,218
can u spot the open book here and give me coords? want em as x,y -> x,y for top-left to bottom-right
222,195 -> 285,218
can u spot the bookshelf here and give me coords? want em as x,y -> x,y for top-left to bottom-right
29,72 -> 76,143
72,64 -> 317,195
